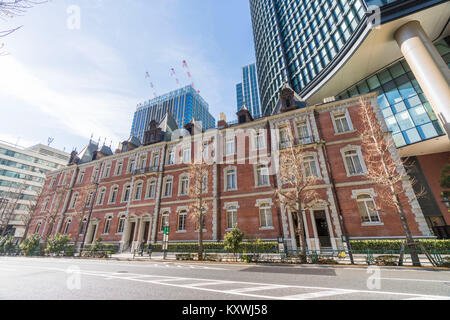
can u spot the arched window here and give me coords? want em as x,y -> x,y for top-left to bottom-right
69,193 -> 79,210
146,179 -> 156,199
79,218 -> 87,235
303,155 -> 319,178
109,186 -> 118,204
163,177 -> 173,197
256,164 -> 270,186
104,216 -> 112,234
134,182 -> 143,201
41,197 -> 50,213
179,176 -> 189,195
226,206 -> 237,229
122,184 -> 131,202
357,194 -> 380,223
117,215 -> 126,233
63,218 -> 72,235
178,210 -> 187,231
96,188 -> 106,206
35,221 -> 42,234
259,203 -> 273,228
224,167 -> 237,191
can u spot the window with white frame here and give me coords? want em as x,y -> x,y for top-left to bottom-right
225,138 -> 236,155
160,211 -> 169,231
85,191 -> 94,207
259,203 -> 273,228
104,165 -> 111,178
134,182 -> 143,201
343,149 -> 365,175
69,193 -> 79,210
115,161 -> 123,175
146,179 -> 156,199
35,221 -> 42,234
202,176 -> 208,193
117,215 -> 126,233
63,218 -> 72,235
357,194 -> 380,223
96,188 -> 106,206
303,155 -> 319,178
226,205 -> 238,229
178,210 -> 187,231
109,186 -> 118,204
225,167 -> 237,191
256,164 -> 270,186
180,176 -> 189,195
41,197 -> 50,212
296,120 -> 312,143
128,159 -> 136,173
78,171 -> 85,184
163,177 -> 173,197
279,126 -> 290,145
182,147 -> 191,163
104,216 -> 112,234
92,168 -> 99,181
50,177 -> 56,189
152,153 -> 160,168
254,130 -> 266,150
333,112 -> 351,133
122,184 -> 131,202
79,218 -> 87,235
139,155 -> 147,169
167,149 -> 175,165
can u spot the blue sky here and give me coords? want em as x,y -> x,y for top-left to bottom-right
0,0 -> 255,153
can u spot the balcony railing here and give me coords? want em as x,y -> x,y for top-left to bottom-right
279,136 -> 316,149
132,166 -> 159,175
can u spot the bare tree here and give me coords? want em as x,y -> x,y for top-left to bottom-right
72,184 -> 96,250
0,183 -> 26,237
188,145 -> 211,261
19,188 -> 44,243
0,0 -> 46,54
275,140 -> 320,262
358,97 -> 429,266
42,186 -> 67,242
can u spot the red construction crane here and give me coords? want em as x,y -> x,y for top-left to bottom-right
182,60 -> 200,94
170,68 -> 181,88
145,71 -> 158,98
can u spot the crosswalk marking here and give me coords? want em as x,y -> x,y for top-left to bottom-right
282,290 -> 354,300
184,281 -> 230,287
227,285 -> 287,293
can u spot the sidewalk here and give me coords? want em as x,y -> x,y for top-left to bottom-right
110,252 -> 449,268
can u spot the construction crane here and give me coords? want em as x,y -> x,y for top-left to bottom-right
182,60 -> 200,94
170,68 -> 181,88
145,71 -> 158,99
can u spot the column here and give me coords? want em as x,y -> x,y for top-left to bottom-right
394,21 -> 450,136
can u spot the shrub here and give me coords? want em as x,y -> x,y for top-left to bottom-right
350,240 -> 450,253
0,235 -> 16,254
224,226 -> 244,257
45,234 -> 71,255
20,234 -> 42,256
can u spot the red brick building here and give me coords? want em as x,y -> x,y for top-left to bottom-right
28,90 -> 435,252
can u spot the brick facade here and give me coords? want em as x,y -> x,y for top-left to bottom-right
28,92 -> 434,252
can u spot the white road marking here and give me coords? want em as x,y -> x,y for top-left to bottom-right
1,261 -> 449,300
380,277 -> 450,283
282,290 -> 355,300
227,285 -> 287,293
184,281 -> 231,287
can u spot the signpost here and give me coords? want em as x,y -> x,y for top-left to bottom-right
163,226 -> 169,259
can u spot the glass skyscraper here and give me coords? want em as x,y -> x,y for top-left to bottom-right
236,63 -> 262,119
249,0 -> 449,148
131,85 -> 216,142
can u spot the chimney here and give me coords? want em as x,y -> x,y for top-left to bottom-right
218,113 -> 228,129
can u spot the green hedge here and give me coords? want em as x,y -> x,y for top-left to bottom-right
150,241 -> 279,253
350,240 -> 450,252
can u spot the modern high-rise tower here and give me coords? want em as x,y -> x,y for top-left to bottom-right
236,63 -> 262,118
250,0 -> 450,233
131,85 -> 216,142
249,0 -> 449,149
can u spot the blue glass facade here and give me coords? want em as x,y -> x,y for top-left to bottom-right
250,0 -> 366,116
131,85 -> 216,142
236,63 -> 262,118
338,40 -> 449,147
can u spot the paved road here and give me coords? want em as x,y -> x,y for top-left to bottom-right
0,257 -> 449,300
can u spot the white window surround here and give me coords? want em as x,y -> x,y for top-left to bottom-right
167,149 -> 175,165
302,152 -> 322,179
254,163 -> 271,187
351,189 -> 383,226
225,137 -> 236,155
69,192 -> 79,210
96,187 -> 107,206
331,108 -> 355,135
340,145 -> 368,177
159,208 -> 171,233
162,176 -> 174,198
103,214 -> 113,234
145,179 -> 157,199
225,202 -> 239,230
108,185 -> 119,204
223,166 -> 238,191
115,161 -> 124,176
251,129 -> 266,151
121,184 -> 132,202
294,118 -> 312,142
116,214 -> 127,234
178,174 -> 190,196
133,181 -> 144,201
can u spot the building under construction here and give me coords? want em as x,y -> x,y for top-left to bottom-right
131,85 -> 216,142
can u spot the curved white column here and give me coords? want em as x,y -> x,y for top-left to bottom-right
394,21 -> 450,137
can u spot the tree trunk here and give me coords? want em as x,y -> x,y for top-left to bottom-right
395,194 -> 421,267
198,214 -> 203,261
296,203 -> 308,263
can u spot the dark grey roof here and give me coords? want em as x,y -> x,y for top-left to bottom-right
128,136 -> 141,147
272,82 -> 307,115
99,145 -> 113,156
77,140 -> 99,164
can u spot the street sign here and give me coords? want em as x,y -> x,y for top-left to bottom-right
164,226 -> 170,235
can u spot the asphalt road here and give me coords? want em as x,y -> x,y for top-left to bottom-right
0,257 -> 449,300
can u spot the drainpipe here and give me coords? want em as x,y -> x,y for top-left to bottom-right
314,110 -> 354,264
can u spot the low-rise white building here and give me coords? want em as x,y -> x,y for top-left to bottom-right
0,141 -> 69,239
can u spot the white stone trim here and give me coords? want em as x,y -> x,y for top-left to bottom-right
340,145 -> 368,177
